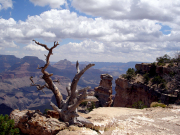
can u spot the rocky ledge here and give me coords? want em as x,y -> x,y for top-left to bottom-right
10,105 -> 180,135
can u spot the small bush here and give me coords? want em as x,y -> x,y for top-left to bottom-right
143,73 -> 150,84
0,114 -> 19,135
122,68 -> 135,81
150,102 -> 167,108
160,83 -> 166,89
156,54 -> 171,64
43,109 -> 50,114
87,102 -> 95,112
168,62 -> 174,67
132,101 -> 147,109
121,74 -> 127,79
80,101 -> 88,106
157,62 -> 165,66
151,76 -> 165,87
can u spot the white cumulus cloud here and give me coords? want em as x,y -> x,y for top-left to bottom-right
24,44 -> 46,51
0,0 -> 13,10
29,0 -> 67,8
0,1 -> 180,62
71,0 -> 179,21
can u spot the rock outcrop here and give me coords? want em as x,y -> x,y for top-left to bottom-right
47,110 -> 60,119
94,74 -> 113,107
135,63 -> 152,73
113,77 -> 179,107
9,109 -> 67,135
135,63 -> 170,75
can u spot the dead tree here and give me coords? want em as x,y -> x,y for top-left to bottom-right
30,40 -> 98,127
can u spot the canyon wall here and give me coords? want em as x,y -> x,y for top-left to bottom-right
113,77 -> 178,107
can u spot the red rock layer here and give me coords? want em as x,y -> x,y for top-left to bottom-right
94,74 -> 113,107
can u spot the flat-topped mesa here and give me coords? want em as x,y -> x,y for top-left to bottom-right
94,74 -> 113,107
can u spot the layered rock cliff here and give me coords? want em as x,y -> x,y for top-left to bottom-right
135,63 -> 170,75
113,77 -> 179,107
94,74 -> 113,107
113,77 -> 157,107
0,55 -> 20,73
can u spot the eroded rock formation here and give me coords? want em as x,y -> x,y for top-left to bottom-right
95,74 -> 113,107
135,63 -> 152,73
9,109 -> 67,135
135,63 -> 170,75
113,77 -> 178,107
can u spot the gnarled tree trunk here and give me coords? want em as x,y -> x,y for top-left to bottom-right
30,40 -> 98,127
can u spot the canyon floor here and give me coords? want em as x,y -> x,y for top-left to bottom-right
58,105 -> 180,135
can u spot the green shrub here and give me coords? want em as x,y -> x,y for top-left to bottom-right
122,68 -> 135,81
168,62 -> 174,67
80,101 -> 88,106
156,54 -> 171,63
43,109 -> 50,114
151,76 -> 165,87
158,100 -> 161,103
157,62 -> 165,66
132,101 -> 147,109
121,74 -> 127,79
143,73 -> 150,84
87,102 -> 95,112
156,54 -> 171,67
150,102 -> 167,108
126,68 -> 135,75
0,114 -> 19,135
160,83 -> 166,89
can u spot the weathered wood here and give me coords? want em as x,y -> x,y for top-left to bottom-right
30,40 -> 98,126
69,63 -> 95,104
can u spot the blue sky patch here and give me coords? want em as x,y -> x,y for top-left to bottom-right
157,23 -> 172,35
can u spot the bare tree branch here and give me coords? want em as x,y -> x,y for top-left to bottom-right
69,63 -> 95,104
31,40 -> 63,108
76,61 -> 80,73
66,83 -> 71,96
30,76 -> 47,94
32,39 -> 50,50
53,79 -> 60,85
30,40 -> 98,127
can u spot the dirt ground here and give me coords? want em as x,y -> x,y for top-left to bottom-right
76,105 -> 180,135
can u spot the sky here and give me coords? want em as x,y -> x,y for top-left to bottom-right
0,0 -> 180,62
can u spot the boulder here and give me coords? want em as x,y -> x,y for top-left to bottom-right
9,109 -> 67,135
47,110 -> 60,119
